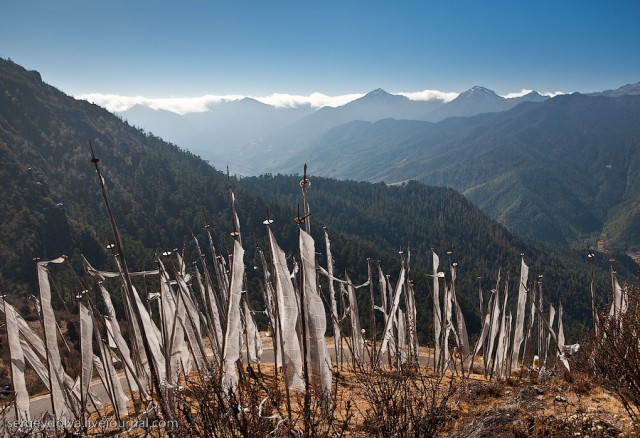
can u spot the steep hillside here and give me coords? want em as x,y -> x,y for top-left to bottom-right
0,59 -> 283,290
270,94 -> 640,251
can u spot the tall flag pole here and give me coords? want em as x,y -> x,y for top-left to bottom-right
89,143 -> 170,420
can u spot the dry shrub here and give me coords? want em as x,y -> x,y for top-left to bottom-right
463,380 -> 504,402
450,407 -> 523,437
354,364 -> 457,437
586,292 -> 640,423
565,370 -> 593,395
23,368 -> 47,396
454,407 -> 619,438
530,410 -> 620,437
170,365 -> 288,437
288,376 -> 354,438
170,363 -> 352,437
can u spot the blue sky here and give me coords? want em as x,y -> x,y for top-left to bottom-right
2,0 -> 639,107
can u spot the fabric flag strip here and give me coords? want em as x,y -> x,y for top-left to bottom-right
494,279 -> 509,378
347,280 -> 364,363
406,278 -> 419,362
37,257 -> 73,421
269,229 -> 305,391
397,308 -> 407,364
93,347 -> 129,419
469,292 -> 494,374
510,258 -> 529,371
299,229 -> 333,395
222,240 -> 244,391
4,302 -> 30,423
378,267 -> 406,363
432,251 -> 442,372
324,229 -> 342,366
486,272 -> 501,377
130,285 -> 166,382
442,282 -> 453,371
243,299 -> 263,364
79,301 -> 94,414
0,298 -> 103,410
452,285 -> 470,367
98,283 -> 145,397
175,272 -> 207,375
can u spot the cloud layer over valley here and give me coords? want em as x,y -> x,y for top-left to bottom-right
77,86 -> 568,115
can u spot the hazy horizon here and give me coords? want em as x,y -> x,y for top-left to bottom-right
2,0 -> 638,108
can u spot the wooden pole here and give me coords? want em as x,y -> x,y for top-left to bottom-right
89,145 -> 171,421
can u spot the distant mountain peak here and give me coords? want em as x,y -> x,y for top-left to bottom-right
508,91 -> 548,103
368,88 -> 390,95
348,88 -> 407,107
234,97 -> 268,106
588,81 -> 640,98
461,86 -> 500,98
361,88 -> 394,100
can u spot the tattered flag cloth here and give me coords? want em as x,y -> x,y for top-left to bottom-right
222,240 -> 244,391
300,229 -> 333,395
99,283 -> 146,397
347,280 -> 364,363
37,257 -> 73,420
511,258 -> 529,370
378,267 -> 405,363
324,229 -> 342,366
79,302 -> 94,412
269,229 -> 304,391
4,302 -> 30,422
432,251 -> 442,370
244,299 -> 264,363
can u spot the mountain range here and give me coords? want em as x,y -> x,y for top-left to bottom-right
272,93 -> 640,251
118,77 -> 640,252
118,86 -> 551,174
0,57 -> 629,337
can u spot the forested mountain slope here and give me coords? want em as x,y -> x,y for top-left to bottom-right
270,94 -> 640,251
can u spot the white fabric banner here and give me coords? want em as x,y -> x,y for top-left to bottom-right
299,229 -> 332,395
432,251 -> 442,370
378,267 -> 405,362
269,229 -> 305,391
510,258 -> 529,370
5,303 -> 30,422
79,302 -> 94,411
37,258 -> 72,420
222,240 -> 244,391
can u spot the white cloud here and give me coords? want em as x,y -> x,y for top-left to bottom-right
77,91 -> 366,113
76,93 -> 244,115
502,89 -> 567,99
502,89 -> 533,99
80,87 -> 531,115
541,91 -> 565,97
253,92 -> 364,108
397,89 -> 459,102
